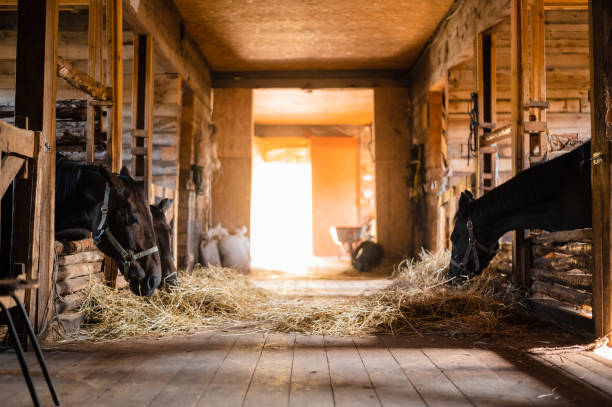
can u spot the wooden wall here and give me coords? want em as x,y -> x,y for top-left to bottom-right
211,88 -> 253,234
311,137 -> 359,257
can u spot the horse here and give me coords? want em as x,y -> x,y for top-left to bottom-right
55,157 -> 162,296
150,199 -> 177,286
449,140 -> 592,283
351,240 -> 383,272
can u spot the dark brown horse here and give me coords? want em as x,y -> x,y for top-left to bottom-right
55,158 -> 162,296
449,140 -> 592,283
150,199 -> 177,286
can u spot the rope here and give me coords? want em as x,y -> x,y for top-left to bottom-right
467,92 -> 479,165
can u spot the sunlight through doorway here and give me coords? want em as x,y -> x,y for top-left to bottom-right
250,137 -> 313,275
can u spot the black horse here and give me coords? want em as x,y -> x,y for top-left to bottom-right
55,158 -> 162,296
449,140 -> 592,283
150,199 -> 177,286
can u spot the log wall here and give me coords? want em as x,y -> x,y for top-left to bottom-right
527,229 -> 592,313
0,10 -> 181,187
52,238 -> 110,335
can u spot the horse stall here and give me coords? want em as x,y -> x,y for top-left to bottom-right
4,0 -> 612,406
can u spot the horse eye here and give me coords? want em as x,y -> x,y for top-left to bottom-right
127,214 -> 139,225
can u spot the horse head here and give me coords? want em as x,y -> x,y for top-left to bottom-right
94,167 -> 162,296
150,198 -> 177,287
448,190 -> 499,284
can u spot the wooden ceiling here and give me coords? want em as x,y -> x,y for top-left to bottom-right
172,0 -> 455,72
253,89 -> 373,125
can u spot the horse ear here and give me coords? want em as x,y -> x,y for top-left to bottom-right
458,190 -> 474,217
119,166 -> 133,180
156,198 -> 173,214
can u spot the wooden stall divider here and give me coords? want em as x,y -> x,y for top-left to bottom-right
589,0 -> 612,341
131,34 -> 154,201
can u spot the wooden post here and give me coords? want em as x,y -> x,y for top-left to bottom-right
86,0 -> 104,164
476,32 -> 497,195
589,0 -> 612,340
511,0 -> 546,287
511,0 -> 529,287
527,0 -> 547,163
14,0 -> 58,333
178,87 -> 196,268
109,0 -> 122,173
131,34 -> 154,201
86,0 -> 97,163
104,0 -> 123,287
473,38 -> 481,198
373,87 -> 413,259
211,89 -> 253,234
427,89 -> 444,251
173,77 -> 181,267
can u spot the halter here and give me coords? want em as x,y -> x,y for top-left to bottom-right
93,184 -> 159,278
450,218 -> 497,275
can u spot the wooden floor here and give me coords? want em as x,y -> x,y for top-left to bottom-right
1,331 -> 612,406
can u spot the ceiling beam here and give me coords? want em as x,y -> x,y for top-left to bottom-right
544,0 -> 588,10
122,0 -> 212,108
0,0 -> 87,4
212,69 -> 410,89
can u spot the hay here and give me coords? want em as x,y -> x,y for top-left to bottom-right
76,249 -> 526,341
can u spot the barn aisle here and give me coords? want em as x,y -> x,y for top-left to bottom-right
1,331 -> 612,406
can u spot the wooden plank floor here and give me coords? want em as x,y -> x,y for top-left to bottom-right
1,331 -> 612,406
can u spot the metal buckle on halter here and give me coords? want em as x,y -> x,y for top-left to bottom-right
93,228 -> 105,246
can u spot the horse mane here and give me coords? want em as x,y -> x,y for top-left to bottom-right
55,156 -> 110,203
466,140 -> 590,223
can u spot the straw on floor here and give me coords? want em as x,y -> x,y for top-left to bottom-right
76,249 -> 526,341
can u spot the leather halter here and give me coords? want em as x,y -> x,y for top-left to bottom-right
93,184 -> 159,278
450,218 -> 497,274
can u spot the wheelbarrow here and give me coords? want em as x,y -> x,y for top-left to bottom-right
329,225 -> 366,257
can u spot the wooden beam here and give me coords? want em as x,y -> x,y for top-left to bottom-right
14,0 -> 58,334
108,0 -> 122,173
104,0 -> 123,287
544,0 -> 588,10
528,0 -> 547,161
374,87 -> 413,260
589,0 -> 612,341
56,57 -> 112,101
427,90 -> 444,251
0,121 -> 36,157
177,87 -> 195,268
0,0 -> 87,4
122,0 -> 211,108
511,0 -> 529,287
212,70 -> 410,89
86,0 -> 103,164
476,32 -> 497,196
131,34 -> 154,201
